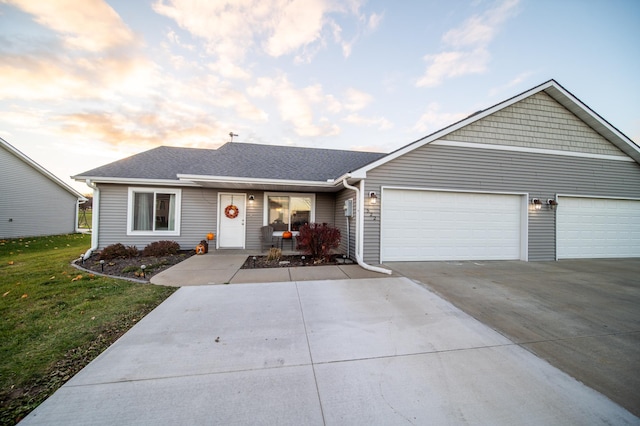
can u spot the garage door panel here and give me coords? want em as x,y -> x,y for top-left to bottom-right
557,197 -> 640,259
381,189 -> 523,262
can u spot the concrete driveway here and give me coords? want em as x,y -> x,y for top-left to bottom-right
386,258 -> 640,418
23,276 -> 636,425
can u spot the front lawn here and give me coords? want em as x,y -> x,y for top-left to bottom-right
0,234 -> 176,425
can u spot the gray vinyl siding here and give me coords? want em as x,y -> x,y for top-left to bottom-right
97,184 -> 218,250
315,193 -> 335,225
96,185 -> 339,252
335,189 -> 356,258
364,144 -> 640,263
245,192 -> 263,250
1,146 -> 79,239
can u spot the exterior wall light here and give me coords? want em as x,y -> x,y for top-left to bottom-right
369,191 -> 378,204
248,195 -> 255,204
547,199 -> 558,210
531,198 -> 542,210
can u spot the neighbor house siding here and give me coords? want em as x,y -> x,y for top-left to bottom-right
0,146 -> 79,238
97,184 -> 217,250
363,144 -> 640,264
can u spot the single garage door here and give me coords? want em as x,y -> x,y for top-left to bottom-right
380,189 -> 524,262
557,196 -> 640,259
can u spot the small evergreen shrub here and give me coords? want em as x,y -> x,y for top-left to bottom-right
142,240 -> 180,257
99,243 -> 139,260
296,223 -> 341,262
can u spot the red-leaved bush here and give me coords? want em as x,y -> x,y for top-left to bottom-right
296,223 -> 341,262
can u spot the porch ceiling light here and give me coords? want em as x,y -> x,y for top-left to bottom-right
369,191 -> 378,204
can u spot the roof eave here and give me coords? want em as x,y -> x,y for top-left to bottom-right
72,175 -> 198,187
177,174 -> 349,192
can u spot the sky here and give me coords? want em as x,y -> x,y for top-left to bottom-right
1,0 -> 639,195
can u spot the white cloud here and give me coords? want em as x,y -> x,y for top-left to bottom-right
343,113 -> 393,130
417,0 -> 520,87
412,102 -> 468,134
4,0 -> 138,52
264,0 -> 326,57
488,71 -> 535,96
368,12 -> 383,32
248,74 -> 341,137
417,48 -> 490,88
152,0 -> 381,65
344,88 -> 373,111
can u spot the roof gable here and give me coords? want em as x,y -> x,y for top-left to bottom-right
1,137 -> 85,199
353,80 -> 640,176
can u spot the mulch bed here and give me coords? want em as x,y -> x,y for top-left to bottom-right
241,254 -> 352,269
79,251 -> 196,281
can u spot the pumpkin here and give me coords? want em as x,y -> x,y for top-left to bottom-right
282,231 -> 292,239
195,244 -> 206,255
207,232 -> 215,240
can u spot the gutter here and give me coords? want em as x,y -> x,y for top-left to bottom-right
342,177 -> 392,275
82,179 -> 99,261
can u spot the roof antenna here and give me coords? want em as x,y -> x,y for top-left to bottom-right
229,132 -> 238,142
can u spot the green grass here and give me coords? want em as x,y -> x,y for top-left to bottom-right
78,210 -> 92,229
0,234 -> 176,424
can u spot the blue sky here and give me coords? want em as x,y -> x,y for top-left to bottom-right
1,0 -> 638,193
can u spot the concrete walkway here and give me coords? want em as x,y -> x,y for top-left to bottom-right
23,277 -> 637,425
150,253 -> 395,286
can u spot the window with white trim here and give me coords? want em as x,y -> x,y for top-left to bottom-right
265,193 -> 314,232
127,188 -> 181,235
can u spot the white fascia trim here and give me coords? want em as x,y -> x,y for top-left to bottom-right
544,83 -> 640,158
381,185 -> 529,197
73,176 -> 198,187
432,140 -> 635,162
177,174 -> 335,188
556,194 -> 640,202
1,137 -> 86,199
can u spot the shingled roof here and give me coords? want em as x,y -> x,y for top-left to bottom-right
74,142 -> 386,183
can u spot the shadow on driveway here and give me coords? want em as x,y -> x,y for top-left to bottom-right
387,258 -> 640,417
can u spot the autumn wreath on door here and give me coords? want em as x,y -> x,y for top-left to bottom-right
224,204 -> 239,219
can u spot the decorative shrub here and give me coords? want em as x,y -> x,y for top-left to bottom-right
99,243 -> 139,260
267,247 -> 282,261
296,223 -> 341,262
142,240 -> 180,257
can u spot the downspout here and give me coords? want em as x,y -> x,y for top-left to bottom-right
342,177 -> 392,275
82,179 -> 99,261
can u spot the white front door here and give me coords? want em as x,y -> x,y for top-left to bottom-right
218,193 -> 246,248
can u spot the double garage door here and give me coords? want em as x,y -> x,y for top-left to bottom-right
557,196 -> 640,259
380,189 -> 524,262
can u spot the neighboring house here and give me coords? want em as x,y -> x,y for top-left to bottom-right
73,80 -> 640,264
1,137 -> 87,239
